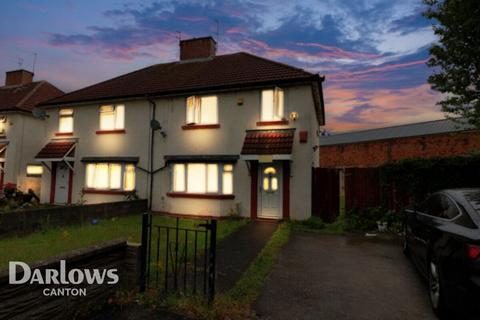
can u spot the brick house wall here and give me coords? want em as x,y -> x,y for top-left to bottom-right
320,131 -> 480,168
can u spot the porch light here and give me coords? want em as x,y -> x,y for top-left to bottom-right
26,164 -> 43,176
289,111 -> 298,121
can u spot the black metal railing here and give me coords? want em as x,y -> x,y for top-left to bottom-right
140,213 -> 217,303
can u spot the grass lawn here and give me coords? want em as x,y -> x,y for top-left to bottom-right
289,216 -> 345,235
0,214 -> 248,271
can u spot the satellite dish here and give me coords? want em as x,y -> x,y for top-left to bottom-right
150,119 -> 162,130
32,108 -> 46,119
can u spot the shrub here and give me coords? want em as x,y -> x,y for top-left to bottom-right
0,184 -> 40,213
296,217 -> 325,230
345,207 -> 402,233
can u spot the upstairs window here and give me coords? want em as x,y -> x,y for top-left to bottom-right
85,162 -> 135,191
99,105 -> 125,131
186,96 -> 218,125
171,163 -> 233,194
261,88 -> 284,121
58,109 -> 74,133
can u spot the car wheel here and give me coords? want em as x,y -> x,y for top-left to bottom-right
429,258 -> 448,318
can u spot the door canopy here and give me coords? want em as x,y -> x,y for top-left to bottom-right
241,129 -> 295,157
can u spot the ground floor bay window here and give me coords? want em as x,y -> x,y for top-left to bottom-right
84,162 -> 135,192
168,162 -> 234,199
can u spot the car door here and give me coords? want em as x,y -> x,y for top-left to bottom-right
415,193 -> 458,275
412,194 -> 443,275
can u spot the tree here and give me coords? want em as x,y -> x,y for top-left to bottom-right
424,0 -> 480,128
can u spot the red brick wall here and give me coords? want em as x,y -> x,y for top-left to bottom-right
320,131 -> 480,168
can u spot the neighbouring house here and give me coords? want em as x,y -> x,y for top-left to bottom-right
319,118 -> 480,168
0,69 -> 64,194
37,37 -> 325,220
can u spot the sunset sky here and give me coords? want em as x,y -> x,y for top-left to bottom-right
0,0 -> 445,132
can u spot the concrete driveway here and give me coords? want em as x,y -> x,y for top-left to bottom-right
254,233 -> 437,320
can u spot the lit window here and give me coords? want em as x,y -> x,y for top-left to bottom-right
261,88 -> 284,121
0,116 -> 6,135
187,163 -> 207,193
124,164 -> 135,191
85,162 -> 135,191
262,166 -> 278,192
26,164 -> 43,177
99,105 -> 125,130
58,108 -> 74,133
171,162 -> 233,195
173,164 -> 185,192
186,96 -> 218,125
222,164 -> 233,194
207,164 -> 218,192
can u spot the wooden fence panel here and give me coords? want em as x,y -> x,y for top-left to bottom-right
344,168 -> 381,213
312,168 -> 339,222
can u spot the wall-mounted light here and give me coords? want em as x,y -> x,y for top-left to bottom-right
237,97 -> 244,106
289,111 -> 298,121
26,164 -> 44,177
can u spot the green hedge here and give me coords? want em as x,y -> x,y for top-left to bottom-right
379,152 -> 480,204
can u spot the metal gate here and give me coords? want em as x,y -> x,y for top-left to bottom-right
140,213 -> 217,303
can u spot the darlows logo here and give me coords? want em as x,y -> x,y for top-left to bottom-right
9,261 -> 119,296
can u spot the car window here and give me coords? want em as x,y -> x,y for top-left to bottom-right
439,195 -> 459,219
418,195 -> 443,217
463,190 -> 480,214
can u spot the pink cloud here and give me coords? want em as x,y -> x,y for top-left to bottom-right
329,59 -> 428,83
178,16 -> 209,22
324,84 -> 444,131
226,27 -> 247,35
295,42 -> 381,60
239,38 -> 332,64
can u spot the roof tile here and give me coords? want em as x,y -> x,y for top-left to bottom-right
241,129 -> 295,155
0,81 -> 64,112
43,52 -> 315,106
35,141 -> 75,159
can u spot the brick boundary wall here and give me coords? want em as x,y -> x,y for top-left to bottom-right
320,131 -> 480,168
0,200 -> 148,238
0,239 -> 142,320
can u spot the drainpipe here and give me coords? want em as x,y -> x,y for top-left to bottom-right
147,97 -> 156,212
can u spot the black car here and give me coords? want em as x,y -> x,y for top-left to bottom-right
404,189 -> 480,318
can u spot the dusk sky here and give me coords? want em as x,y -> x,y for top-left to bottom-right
0,0 -> 445,132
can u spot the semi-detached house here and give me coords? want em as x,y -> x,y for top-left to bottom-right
37,37 -> 325,220
0,69 -> 63,194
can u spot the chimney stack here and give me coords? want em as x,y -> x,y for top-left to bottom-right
5,69 -> 34,86
179,37 -> 217,61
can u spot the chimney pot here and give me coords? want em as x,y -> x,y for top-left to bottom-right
179,37 -> 216,61
5,69 -> 34,86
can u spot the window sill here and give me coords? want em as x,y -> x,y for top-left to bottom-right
167,192 -> 234,200
82,188 -> 132,195
181,124 -> 220,130
55,132 -> 74,136
96,129 -> 126,134
256,120 -> 289,126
